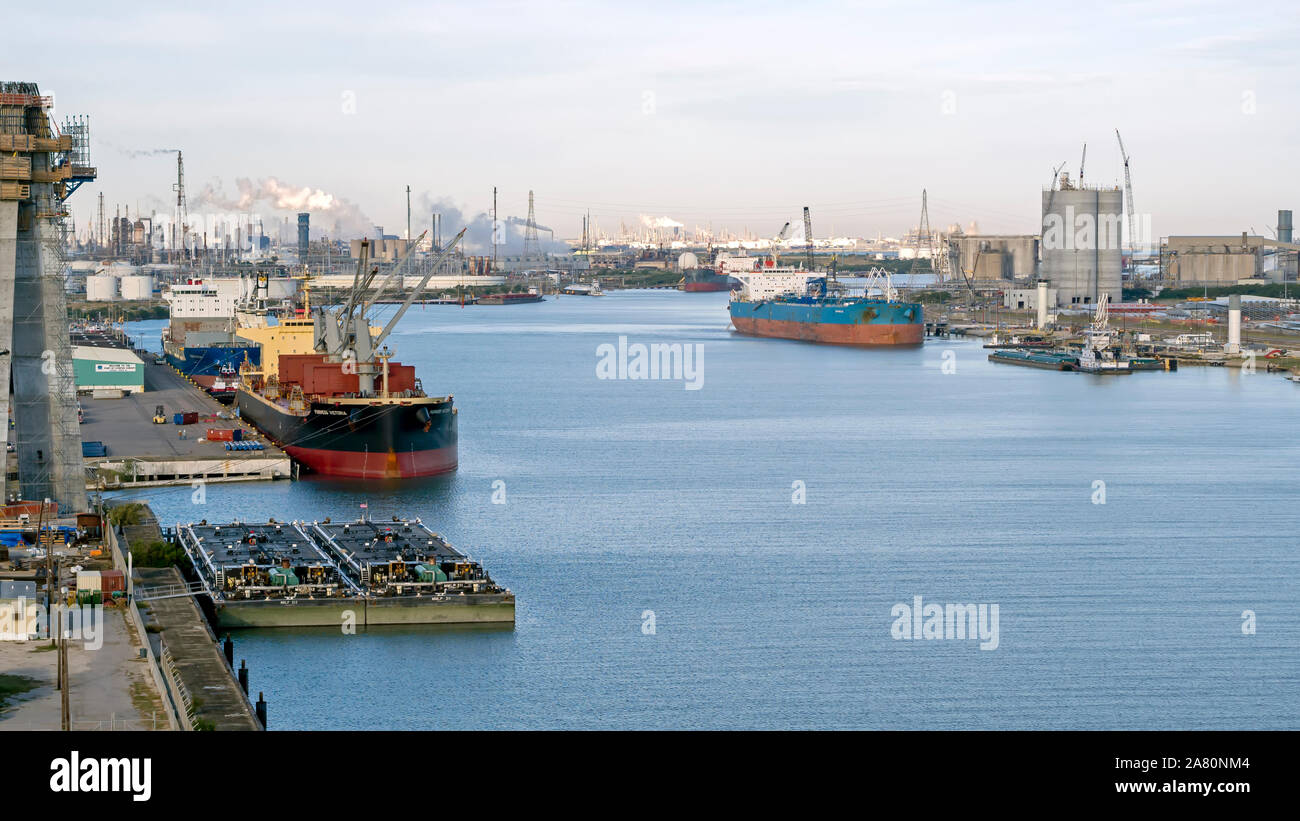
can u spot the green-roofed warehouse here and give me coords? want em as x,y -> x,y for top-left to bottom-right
72,345 -> 145,394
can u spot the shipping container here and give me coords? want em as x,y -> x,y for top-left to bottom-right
206,428 -> 234,441
76,570 -> 103,591
100,570 -> 125,594
76,512 -> 102,538
81,441 -> 107,458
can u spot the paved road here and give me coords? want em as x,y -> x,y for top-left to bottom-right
0,606 -> 168,730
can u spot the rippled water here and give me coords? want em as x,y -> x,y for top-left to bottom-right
122,290 -> 1300,729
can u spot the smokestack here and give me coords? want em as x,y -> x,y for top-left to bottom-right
1226,294 -> 1241,354
297,212 -> 310,264
1036,279 -> 1049,330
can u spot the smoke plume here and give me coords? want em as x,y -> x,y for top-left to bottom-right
196,177 -> 374,238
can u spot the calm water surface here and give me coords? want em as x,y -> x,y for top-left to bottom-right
122,290 -> 1299,729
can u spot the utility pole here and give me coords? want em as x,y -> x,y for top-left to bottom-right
405,185 -> 411,250
492,186 -> 498,274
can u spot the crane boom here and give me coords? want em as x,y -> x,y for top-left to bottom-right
1115,129 -> 1137,259
371,229 -> 467,352
802,207 -> 814,272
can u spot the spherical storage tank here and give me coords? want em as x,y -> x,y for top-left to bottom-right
119,275 -> 154,300
86,274 -> 119,302
678,252 -> 699,270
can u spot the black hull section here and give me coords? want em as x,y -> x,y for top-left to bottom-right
237,392 -> 458,478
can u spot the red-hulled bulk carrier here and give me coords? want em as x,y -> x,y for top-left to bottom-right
235,231 -> 464,479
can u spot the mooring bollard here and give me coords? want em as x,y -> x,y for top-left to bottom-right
238,659 -> 248,695
255,691 -> 267,729
223,635 -> 234,668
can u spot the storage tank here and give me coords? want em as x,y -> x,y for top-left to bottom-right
85,274 -> 119,301
1041,180 -> 1123,307
678,252 -> 699,270
119,275 -> 154,300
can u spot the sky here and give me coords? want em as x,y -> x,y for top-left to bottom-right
6,0 -> 1298,247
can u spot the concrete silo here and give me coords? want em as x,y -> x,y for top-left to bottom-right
1041,176 -> 1124,307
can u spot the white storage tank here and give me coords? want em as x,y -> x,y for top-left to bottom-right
119,275 -> 154,300
86,274 -> 119,301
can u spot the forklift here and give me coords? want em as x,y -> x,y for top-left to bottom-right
152,404 -> 166,424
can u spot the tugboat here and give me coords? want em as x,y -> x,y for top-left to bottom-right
1076,294 -> 1132,374
207,362 -> 241,403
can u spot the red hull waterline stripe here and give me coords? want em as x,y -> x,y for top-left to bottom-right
730,317 -> 924,345
681,283 -> 732,292
285,445 -> 459,479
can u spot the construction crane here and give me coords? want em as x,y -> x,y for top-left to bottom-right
1115,129 -> 1136,261
771,221 -> 792,265
802,206 -> 814,272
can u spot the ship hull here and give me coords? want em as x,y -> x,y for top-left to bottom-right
681,269 -> 738,292
681,281 -> 734,292
729,299 -> 923,345
165,344 -> 260,386
236,391 -> 457,479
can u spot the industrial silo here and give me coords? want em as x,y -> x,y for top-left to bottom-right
1041,178 -> 1123,307
119,275 -> 154,300
86,273 -> 119,301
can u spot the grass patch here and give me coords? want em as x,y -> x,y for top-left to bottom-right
0,673 -> 41,712
130,539 -> 189,569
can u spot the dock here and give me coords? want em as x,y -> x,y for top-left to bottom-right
80,358 -> 291,488
106,502 -> 263,731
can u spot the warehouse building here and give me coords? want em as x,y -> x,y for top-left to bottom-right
1163,234 -> 1300,285
951,234 -> 1039,283
72,346 -> 145,395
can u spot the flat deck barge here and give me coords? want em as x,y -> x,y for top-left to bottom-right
175,517 -> 514,627
310,518 -> 515,625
